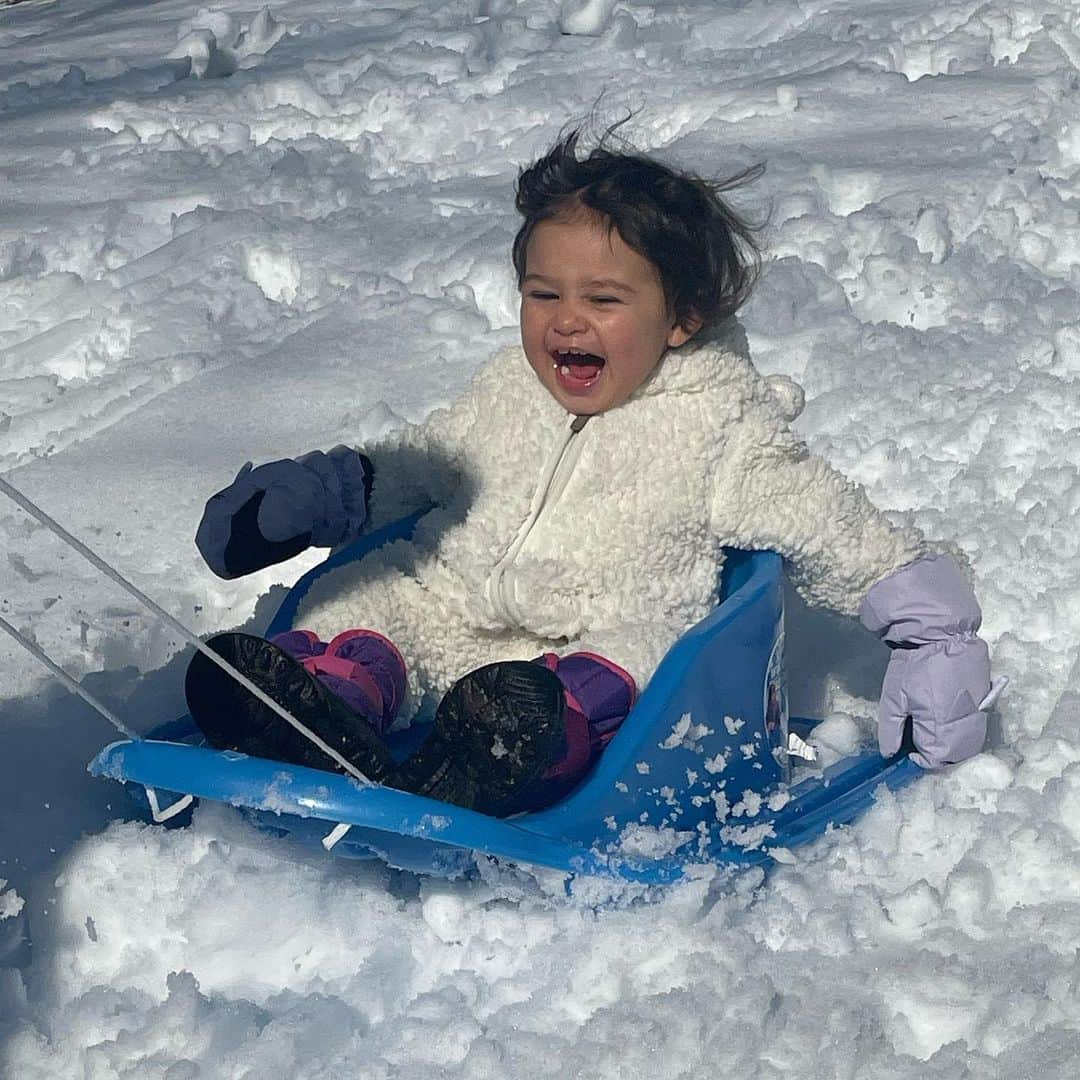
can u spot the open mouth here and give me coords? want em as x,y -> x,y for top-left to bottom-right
551,349 -> 606,391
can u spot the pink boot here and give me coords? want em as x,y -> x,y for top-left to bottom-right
270,628 -> 406,735
529,651 -> 637,804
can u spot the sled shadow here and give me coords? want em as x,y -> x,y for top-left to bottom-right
783,583 -> 1007,753
0,584 -> 289,978
783,579 -> 889,719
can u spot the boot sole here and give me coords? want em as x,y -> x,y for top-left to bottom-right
394,661 -> 566,815
185,633 -> 394,782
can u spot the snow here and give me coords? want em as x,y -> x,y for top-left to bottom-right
0,880 -> 24,922
615,822 -> 695,860
658,711 -> 712,751
558,0 -> 619,37
2,0 -> 1080,1073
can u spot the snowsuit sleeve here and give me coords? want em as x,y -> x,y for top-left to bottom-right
714,379 -> 927,617
359,369 -> 484,531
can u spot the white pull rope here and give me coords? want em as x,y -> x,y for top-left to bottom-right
0,612 -> 137,740
0,475 -> 372,784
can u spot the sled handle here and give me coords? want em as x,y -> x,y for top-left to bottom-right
321,823 -> 352,851
144,787 -> 195,824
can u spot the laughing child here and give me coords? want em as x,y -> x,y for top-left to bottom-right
187,124 -> 994,816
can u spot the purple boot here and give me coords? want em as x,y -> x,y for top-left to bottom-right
271,628 -> 406,735
529,651 -> 636,805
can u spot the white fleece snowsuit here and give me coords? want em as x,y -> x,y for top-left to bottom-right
295,325 -> 927,721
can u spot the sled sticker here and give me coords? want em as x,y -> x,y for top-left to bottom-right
763,628 -> 788,768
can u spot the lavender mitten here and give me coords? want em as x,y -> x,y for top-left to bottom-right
859,554 -> 995,769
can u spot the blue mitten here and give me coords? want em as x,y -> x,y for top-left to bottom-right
859,554 -> 1001,769
196,445 -> 372,579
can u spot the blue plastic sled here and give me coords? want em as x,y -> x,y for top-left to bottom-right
89,514 -> 921,884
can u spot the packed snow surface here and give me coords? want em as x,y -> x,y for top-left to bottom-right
3,0 -> 1080,1074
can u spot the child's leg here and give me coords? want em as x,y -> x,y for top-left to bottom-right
188,607 -> 635,813
270,554 -> 641,812
293,554 -> 546,722
390,659 -> 567,815
531,650 -> 636,788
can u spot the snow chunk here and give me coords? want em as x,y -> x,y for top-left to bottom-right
244,245 -> 301,304
731,790 -> 763,818
0,880 -> 25,921
766,789 -> 791,812
616,823 -> 694,860
168,30 -> 237,80
883,880 -> 942,936
913,206 -> 953,265
168,7 -> 288,79
559,0 -> 618,36
767,847 -> 798,865
948,754 -> 1014,813
719,822 -> 776,851
808,712 -> 865,767
882,976 -> 983,1062
249,771 -> 303,815
775,84 -> 798,112
418,814 -> 451,833
942,858 -> 995,931
421,890 -> 467,944
659,713 -> 713,752
237,8 -> 286,53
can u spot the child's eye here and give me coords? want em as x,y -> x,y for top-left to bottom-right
591,296 -> 619,304
528,291 -> 558,300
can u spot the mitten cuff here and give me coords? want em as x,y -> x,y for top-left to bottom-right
859,554 -> 982,645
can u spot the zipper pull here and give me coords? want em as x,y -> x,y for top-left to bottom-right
570,414 -> 591,434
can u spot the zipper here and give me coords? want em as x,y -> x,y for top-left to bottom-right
486,413 -> 591,625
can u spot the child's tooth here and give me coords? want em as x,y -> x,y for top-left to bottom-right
560,365 -> 570,375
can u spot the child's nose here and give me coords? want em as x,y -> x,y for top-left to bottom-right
553,300 -> 587,333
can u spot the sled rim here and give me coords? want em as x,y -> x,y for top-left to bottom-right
89,732 -> 920,882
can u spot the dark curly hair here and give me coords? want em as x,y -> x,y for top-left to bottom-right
512,118 -> 764,337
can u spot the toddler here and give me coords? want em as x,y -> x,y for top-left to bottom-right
188,125 -> 993,816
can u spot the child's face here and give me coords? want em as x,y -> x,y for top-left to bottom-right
519,214 -> 697,415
